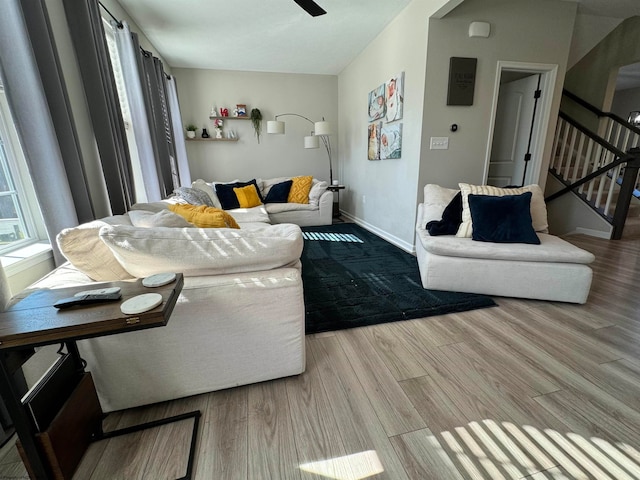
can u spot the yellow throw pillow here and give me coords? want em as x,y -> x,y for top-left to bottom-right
288,176 -> 313,204
168,204 -> 240,229
233,184 -> 263,208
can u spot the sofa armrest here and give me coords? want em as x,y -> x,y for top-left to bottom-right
318,190 -> 333,217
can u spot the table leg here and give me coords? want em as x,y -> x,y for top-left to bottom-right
0,357 -> 51,479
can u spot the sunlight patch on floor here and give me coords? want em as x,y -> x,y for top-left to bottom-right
302,232 -> 364,243
298,450 -> 384,480
440,420 -> 640,479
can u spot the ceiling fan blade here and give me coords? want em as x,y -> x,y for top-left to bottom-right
293,0 -> 326,17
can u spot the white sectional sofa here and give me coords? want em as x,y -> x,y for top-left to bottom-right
415,184 -> 595,304
191,177 -> 333,227
22,204 -> 308,412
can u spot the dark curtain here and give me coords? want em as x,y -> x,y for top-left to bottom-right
137,45 -> 179,198
62,0 -> 135,214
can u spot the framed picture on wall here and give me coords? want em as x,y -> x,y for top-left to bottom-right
629,111 -> 640,127
368,122 -> 381,160
385,72 -> 404,123
368,84 -> 386,122
381,123 -> 402,160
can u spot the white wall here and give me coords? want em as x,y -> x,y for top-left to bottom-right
173,69 -> 338,184
418,0 -> 576,193
338,0 -> 447,251
567,14 -> 623,69
565,17 -> 640,112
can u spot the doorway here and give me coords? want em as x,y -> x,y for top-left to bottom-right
484,61 -> 558,187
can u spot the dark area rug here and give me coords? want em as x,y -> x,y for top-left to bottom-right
301,223 -> 496,334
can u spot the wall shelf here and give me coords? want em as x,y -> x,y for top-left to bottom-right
207,116 -> 250,121
186,138 -> 239,142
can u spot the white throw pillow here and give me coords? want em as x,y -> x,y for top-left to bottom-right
308,179 -> 328,207
129,209 -> 193,228
456,183 -> 548,238
56,216 -> 134,281
191,179 -> 222,209
99,223 -> 303,278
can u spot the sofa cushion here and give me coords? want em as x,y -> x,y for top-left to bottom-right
57,216 -> 135,281
168,204 -> 240,229
99,223 -> 303,277
234,184 -> 263,208
129,209 -> 193,228
456,183 -> 548,237
417,231 -> 594,264
469,193 -> 540,244
288,176 -> 313,204
191,179 -> 222,209
264,180 -> 293,203
226,205 -> 271,223
265,203 -> 317,213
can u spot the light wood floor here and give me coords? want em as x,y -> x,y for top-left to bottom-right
1,234 -> 640,479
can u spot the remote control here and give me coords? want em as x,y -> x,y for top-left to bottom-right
73,287 -> 121,297
54,292 -> 122,309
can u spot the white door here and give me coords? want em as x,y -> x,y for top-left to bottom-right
488,74 -> 540,187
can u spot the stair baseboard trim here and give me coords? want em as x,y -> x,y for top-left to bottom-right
570,227 -> 612,239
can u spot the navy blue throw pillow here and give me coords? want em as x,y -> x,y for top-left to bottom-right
264,180 -> 293,204
215,179 -> 264,210
426,191 -> 462,236
468,192 -> 540,244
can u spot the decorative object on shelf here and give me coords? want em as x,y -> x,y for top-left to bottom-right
267,113 -> 333,184
209,107 -> 217,118
213,118 -> 224,138
236,104 -> 247,117
220,108 -> 229,117
185,124 -> 198,139
201,128 -> 210,139
250,108 -> 262,144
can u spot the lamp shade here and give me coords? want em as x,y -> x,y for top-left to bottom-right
267,120 -> 285,134
314,121 -> 330,136
304,135 -> 319,149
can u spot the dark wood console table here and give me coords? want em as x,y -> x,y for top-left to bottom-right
0,274 -> 199,480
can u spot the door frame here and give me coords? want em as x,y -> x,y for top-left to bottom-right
483,61 -> 558,186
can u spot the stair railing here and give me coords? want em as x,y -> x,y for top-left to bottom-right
563,89 -> 640,153
548,111 -> 640,239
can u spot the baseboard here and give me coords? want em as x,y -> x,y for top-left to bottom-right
339,211 -> 415,254
568,227 -> 611,239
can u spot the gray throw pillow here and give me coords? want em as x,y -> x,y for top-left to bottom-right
173,187 -> 214,206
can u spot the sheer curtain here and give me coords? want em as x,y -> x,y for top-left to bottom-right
113,21 -> 162,202
167,76 -> 192,187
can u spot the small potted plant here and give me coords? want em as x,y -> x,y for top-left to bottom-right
185,124 -> 198,139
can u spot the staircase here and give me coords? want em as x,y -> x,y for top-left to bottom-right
547,90 -> 640,240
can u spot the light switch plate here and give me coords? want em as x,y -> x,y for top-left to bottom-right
430,137 -> 449,150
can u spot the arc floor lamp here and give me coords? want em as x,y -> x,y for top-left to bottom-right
266,113 -> 333,185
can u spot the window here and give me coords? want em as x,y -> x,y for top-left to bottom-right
0,82 -> 48,255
